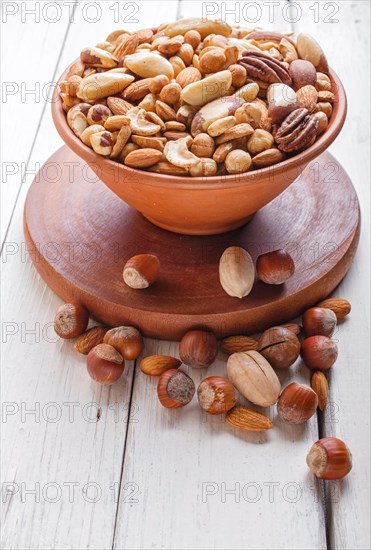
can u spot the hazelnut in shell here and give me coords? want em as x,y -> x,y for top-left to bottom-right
123,254 -> 160,289
103,326 -> 143,360
306,437 -> 352,480
179,329 -> 218,368
256,249 -> 295,285
300,335 -> 338,370
87,343 -> 125,385
303,307 -> 337,337
277,382 -> 318,424
197,376 -> 237,415
157,369 -> 195,408
54,303 -> 89,339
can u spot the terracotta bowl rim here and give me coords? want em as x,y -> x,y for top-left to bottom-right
52,65 -> 347,190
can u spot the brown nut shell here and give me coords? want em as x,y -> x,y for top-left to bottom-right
157,369 -> 195,408
303,307 -> 337,337
179,329 -> 218,368
197,376 -> 237,414
54,303 -> 89,339
277,382 -> 318,424
256,249 -> 295,285
306,437 -> 352,480
103,326 -> 143,360
258,327 -> 300,369
300,336 -> 338,370
87,343 -> 125,385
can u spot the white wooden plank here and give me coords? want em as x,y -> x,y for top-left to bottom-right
1,2 -> 180,549
113,339 -> 325,550
294,2 -> 370,549
1,2 -> 78,244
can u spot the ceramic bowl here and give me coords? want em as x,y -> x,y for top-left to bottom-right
52,67 -> 346,235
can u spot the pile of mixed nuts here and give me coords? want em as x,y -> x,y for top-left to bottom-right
54,293 -> 352,481
61,17 -> 335,176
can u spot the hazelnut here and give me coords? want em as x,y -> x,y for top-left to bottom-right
190,133 -> 215,158
179,329 -> 218,368
256,249 -> 295,285
189,158 -> 218,177
301,335 -> 338,370
54,303 -> 89,339
306,437 -> 352,480
123,254 -> 160,289
183,30 -> 201,50
225,149 -> 252,174
103,326 -> 143,360
87,343 -> 125,385
74,326 -> 108,354
258,326 -> 300,369
277,382 -> 318,424
197,376 -> 237,415
157,369 -> 195,408
247,129 -> 274,154
229,64 -> 247,88
159,82 -> 182,106
148,74 -> 170,94
303,307 -> 337,337
199,49 -> 226,73
313,111 -> 329,135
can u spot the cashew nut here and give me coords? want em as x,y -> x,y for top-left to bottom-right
126,107 -> 161,136
164,136 -> 200,168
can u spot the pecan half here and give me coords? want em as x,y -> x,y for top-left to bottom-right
275,108 -> 319,152
238,51 -> 292,85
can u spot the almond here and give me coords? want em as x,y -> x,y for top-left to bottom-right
113,33 -> 139,59
147,161 -> 189,176
131,135 -> 165,151
140,355 -> 182,376
251,148 -> 285,168
155,100 -> 177,122
74,326 -> 108,355
311,371 -> 329,411
176,67 -> 202,88
124,148 -> 163,168
221,335 -> 259,354
107,96 -> 134,115
123,78 -> 152,101
226,406 -> 273,431
297,85 -> 318,112
316,298 -> 351,320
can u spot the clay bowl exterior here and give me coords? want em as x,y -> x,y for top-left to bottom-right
52,67 -> 346,235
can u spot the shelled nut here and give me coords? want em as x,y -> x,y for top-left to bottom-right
311,371 -> 329,411
226,406 -> 273,431
74,326 -> 108,354
140,355 -> 182,376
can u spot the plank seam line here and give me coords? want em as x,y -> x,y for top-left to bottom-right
0,0 -> 79,257
110,360 -> 138,550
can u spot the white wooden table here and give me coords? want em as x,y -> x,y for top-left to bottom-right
1,2 -> 370,548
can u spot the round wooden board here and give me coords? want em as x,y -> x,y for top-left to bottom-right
24,147 -> 360,340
